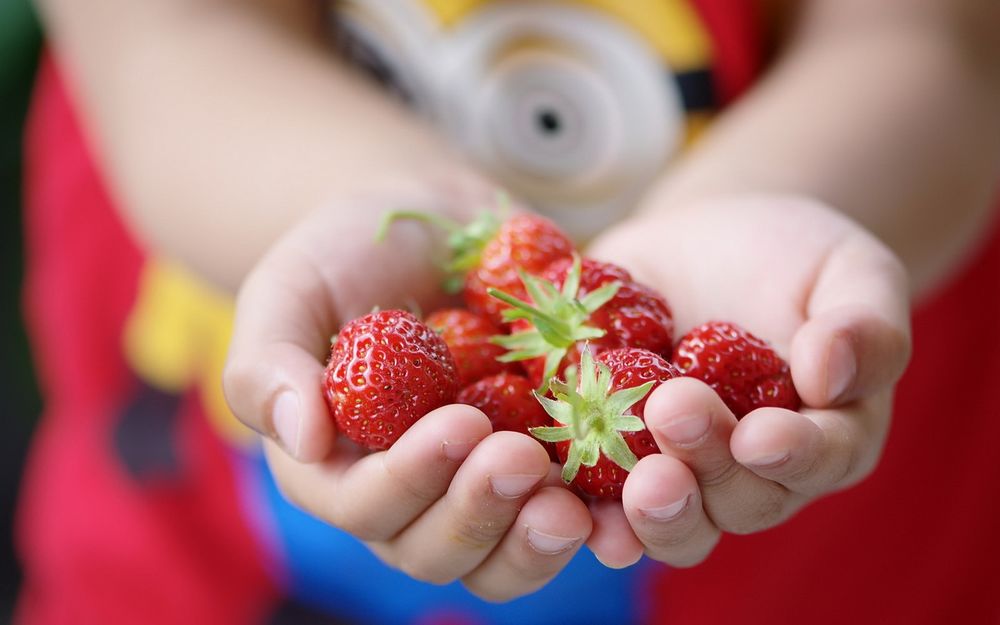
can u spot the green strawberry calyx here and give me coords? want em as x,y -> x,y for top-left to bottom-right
487,253 -> 621,390
530,349 -> 655,484
375,195 -> 511,293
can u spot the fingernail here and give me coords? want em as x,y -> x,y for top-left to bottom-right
489,474 -> 541,499
743,451 -> 790,469
656,414 -> 710,446
273,391 -> 301,459
441,440 -> 477,462
639,494 -> 691,521
526,527 -> 581,555
827,336 -> 856,402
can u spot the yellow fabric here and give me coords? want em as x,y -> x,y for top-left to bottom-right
422,0 -> 711,70
123,260 -> 253,446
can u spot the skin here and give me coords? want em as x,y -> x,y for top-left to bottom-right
39,0 -> 1000,602
586,197 -> 911,566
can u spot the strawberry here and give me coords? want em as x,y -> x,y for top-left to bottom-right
425,308 -> 517,387
377,206 -> 575,325
490,255 -> 674,390
532,348 -> 681,499
323,310 -> 459,450
462,213 -> 575,324
672,321 -> 801,418
456,372 -> 548,434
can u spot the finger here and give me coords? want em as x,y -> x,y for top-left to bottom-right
541,460 -> 570,489
224,244 -> 342,462
265,404 -> 492,541
792,232 -> 911,406
622,454 -> 720,567
644,377 -> 794,534
732,396 -> 892,496
586,500 -> 644,569
385,431 -> 552,585
461,487 -> 592,602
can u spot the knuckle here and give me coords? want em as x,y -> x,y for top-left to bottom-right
397,557 -> 456,586
833,445 -> 859,489
697,459 -> 743,490
824,417 -> 877,492
779,452 -> 824,488
648,521 -> 702,552
507,555 -> 561,587
645,522 -> 719,568
835,440 -> 879,491
323,495 -> 396,543
715,488 -> 789,535
796,414 -> 877,496
331,508 -> 384,542
382,456 -> 446,506
447,511 -> 509,550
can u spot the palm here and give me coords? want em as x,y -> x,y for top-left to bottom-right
288,203 -> 452,324
587,197 -> 853,356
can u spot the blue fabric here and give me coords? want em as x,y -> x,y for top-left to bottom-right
243,451 -> 653,625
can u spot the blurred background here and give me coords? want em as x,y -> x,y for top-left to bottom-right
1,0 -> 43,618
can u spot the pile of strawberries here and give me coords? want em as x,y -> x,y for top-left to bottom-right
322,209 -> 800,499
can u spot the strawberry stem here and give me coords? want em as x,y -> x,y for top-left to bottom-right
375,209 -> 503,293
375,210 -> 462,241
488,254 -> 620,389
485,288 -> 569,333
529,350 -> 655,484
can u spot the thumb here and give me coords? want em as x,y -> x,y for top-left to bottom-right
791,231 -> 912,407
223,249 -> 339,463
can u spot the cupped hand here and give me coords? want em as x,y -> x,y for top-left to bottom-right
223,188 -> 592,601
583,194 -> 912,568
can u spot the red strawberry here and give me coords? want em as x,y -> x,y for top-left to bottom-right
378,206 -> 575,325
491,255 -> 674,389
463,213 -> 575,324
532,348 -> 681,499
457,372 -> 548,434
425,308 -> 517,386
323,310 -> 459,450
672,321 -> 800,418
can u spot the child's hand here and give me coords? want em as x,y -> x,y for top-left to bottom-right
223,191 -> 592,601
582,195 -> 912,567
